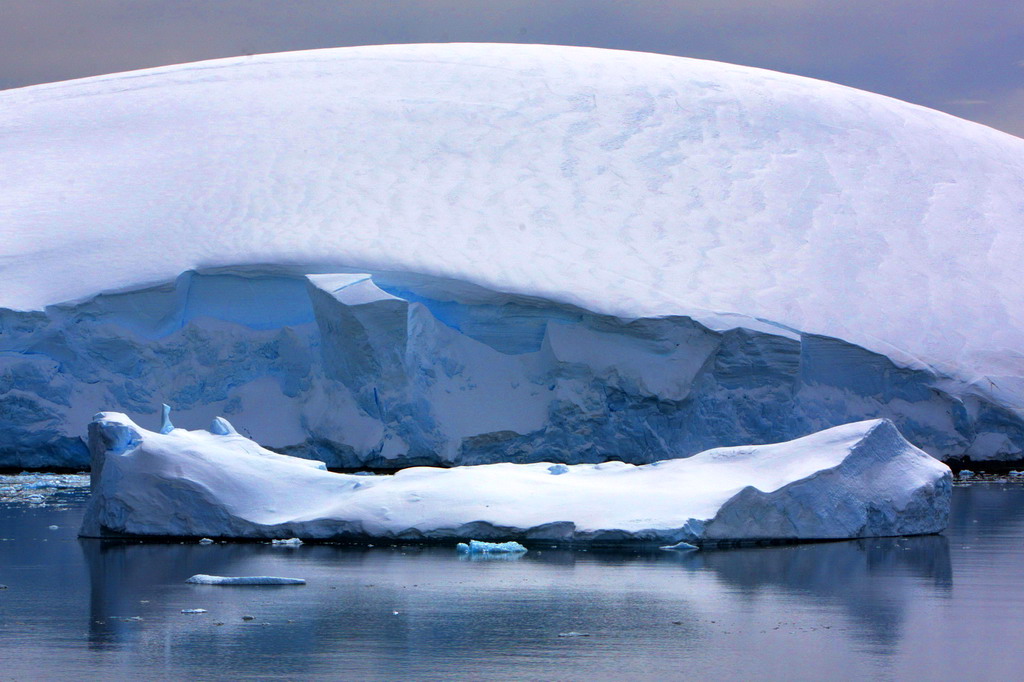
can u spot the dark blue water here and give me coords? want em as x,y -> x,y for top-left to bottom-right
2,481 -> 1023,681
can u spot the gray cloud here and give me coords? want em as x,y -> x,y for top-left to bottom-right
1,0 -> 1022,137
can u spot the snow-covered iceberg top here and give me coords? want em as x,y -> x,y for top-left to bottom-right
3,43 -> 1024,403
80,412 -> 952,546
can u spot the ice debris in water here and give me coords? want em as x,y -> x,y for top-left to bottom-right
1010,470 -> 1024,478
198,538 -> 214,545
180,608 -> 208,614
456,540 -> 528,554
547,464 -> 570,475
0,473 -> 89,505
660,541 -> 699,551
271,538 -> 303,547
558,631 -> 591,638
959,469 -> 975,479
48,525 -> 59,530
186,574 -> 306,585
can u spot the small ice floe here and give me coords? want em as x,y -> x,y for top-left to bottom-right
180,608 -> 208,614
1009,470 -> 1024,478
186,574 -> 306,585
547,464 -> 570,475
198,538 -> 214,545
271,538 -> 303,547
48,525 -> 59,530
959,469 -> 975,479
456,540 -> 527,554
659,541 -> 699,551
558,631 -> 590,638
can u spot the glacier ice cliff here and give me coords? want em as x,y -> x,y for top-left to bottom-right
3,43 -> 1024,466
4,270 -> 1024,469
79,412 -> 952,544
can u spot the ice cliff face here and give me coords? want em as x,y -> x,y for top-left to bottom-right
3,270 -> 1022,469
2,43 -> 1024,466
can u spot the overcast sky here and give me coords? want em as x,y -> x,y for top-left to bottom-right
3,0 -> 1023,137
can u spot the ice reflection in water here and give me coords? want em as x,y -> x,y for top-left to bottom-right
2,484 -> 1023,680
79,532 -> 950,678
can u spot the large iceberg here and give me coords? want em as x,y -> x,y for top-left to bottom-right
80,412 -> 952,545
3,43 -> 1024,468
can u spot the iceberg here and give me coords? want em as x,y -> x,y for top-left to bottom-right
80,412 -> 951,546
456,540 -> 528,554
271,538 -> 304,547
3,43 -> 1024,468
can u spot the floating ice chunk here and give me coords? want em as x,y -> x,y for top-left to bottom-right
456,540 -> 528,554
659,541 -> 699,551
558,631 -> 590,638
160,404 -> 174,435
198,538 -> 214,545
186,574 -> 306,585
548,464 -> 570,475
271,538 -> 303,547
959,469 -> 975,479
209,417 -> 239,436
180,608 -> 208,614
1010,470 -> 1024,478
48,525 -> 59,530
80,414 -> 951,545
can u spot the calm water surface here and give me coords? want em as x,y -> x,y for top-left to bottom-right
2,481 -> 1023,681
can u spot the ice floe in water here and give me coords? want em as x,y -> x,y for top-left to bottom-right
80,412 -> 952,546
271,538 -> 303,547
186,574 -> 306,585
457,540 -> 528,554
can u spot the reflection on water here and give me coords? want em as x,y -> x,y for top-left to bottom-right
3,485 -> 1024,680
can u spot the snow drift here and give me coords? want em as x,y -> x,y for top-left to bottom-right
3,43 -> 1024,467
79,412 -> 952,545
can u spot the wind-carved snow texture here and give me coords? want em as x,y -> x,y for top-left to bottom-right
79,412 -> 952,545
3,43 -> 1024,466
3,270 -> 1024,469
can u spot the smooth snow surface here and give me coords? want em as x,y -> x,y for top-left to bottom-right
80,412 -> 952,545
3,44 -> 1024,380
186,574 -> 306,585
4,43 -> 1024,466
